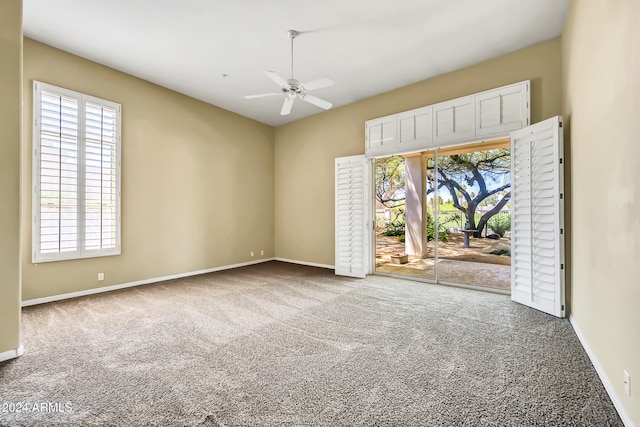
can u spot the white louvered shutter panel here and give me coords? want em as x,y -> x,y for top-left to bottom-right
84,100 -> 119,253
335,155 -> 369,278
35,88 -> 81,260
510,116 -> 565,317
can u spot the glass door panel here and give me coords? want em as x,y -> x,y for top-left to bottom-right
374,155 -> 408,275
435,143 -> 512,290
374,154 -> 435,280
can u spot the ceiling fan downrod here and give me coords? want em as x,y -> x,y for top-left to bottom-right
288,30 -> 299,81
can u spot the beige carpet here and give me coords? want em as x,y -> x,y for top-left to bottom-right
0,261 -> 622,426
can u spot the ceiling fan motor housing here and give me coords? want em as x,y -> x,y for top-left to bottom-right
284,79 -> 302,93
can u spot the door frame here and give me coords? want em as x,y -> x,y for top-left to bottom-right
369,134 -> 514,295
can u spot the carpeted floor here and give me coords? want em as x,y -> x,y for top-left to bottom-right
0,261 -> 623,426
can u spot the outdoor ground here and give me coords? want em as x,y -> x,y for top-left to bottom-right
376,232 -> 511,290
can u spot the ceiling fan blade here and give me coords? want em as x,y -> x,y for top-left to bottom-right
301,94 -> 332,110
265,70 -> 288,88
301,77 -> 333,92
244,92 -> 281,99
281,97 -> 294,115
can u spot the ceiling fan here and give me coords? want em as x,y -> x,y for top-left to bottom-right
244,30 -> 334,116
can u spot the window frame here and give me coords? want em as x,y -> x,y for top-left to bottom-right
32,81 -> 122,263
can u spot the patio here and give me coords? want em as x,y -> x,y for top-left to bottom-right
375,232 -> 511,290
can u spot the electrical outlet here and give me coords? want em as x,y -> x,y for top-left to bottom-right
624,370 -> 630,396
98,273 -> 105,281
260,250 -> 264,256
250,252 -> 255,258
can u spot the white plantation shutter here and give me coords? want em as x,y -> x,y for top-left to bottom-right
510,116 -> 565,317
33,82 -> 121,263
37,89 -> 80,256
335,155 -> 369,278
84,101 -> 119,252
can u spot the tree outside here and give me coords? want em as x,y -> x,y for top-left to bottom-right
374,155 -> 406,229
375,148 -> 511,240
427,148 -> 511,238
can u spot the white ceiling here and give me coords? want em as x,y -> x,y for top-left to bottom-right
23,0 -> 569,127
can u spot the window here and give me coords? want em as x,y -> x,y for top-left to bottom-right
33,81 -> 121,263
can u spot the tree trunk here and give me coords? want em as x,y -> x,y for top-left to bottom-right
465,201 -> 478,232
474,192 -> 511,237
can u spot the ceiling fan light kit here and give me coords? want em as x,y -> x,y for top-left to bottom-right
244,30 -> 334,116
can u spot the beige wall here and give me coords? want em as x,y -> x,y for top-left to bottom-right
0,0 -> 22,356
22,39 -> 275,301
563,1 -> 640,424
274,38 -> 562,266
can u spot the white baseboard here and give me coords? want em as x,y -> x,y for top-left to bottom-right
21,258 -> 276,307
274,257 -> 335,270
570,315 -> 635,427
0,344 -> 24,363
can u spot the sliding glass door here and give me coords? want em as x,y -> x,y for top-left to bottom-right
374,139 -> 512,291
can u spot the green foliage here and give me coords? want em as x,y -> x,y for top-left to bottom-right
489,246 -> 511,256
426,214 -> 450,242
487,213 -> 511,237
382,219 -> 405,236
439,212 -> 462,228
380,213 -> 456,243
